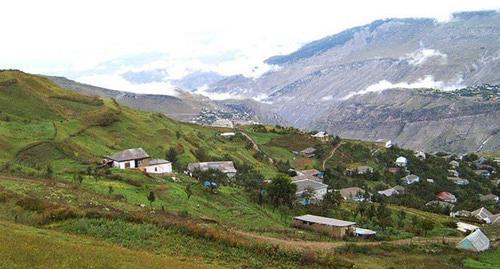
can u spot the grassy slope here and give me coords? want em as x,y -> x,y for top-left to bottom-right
0,219 -> 218,269
464,248 -> 500,269
0,70 -> 277,176
0,70 -> 496,268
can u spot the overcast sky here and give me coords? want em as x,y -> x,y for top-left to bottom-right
0,0 -> 498,94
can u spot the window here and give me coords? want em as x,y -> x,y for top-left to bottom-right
124,162 -> 130,168
155,167 -> 158,172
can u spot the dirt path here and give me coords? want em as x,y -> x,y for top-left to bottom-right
240,132 -> 274,164
321,143 -> 343,170
235,230 -> 461,251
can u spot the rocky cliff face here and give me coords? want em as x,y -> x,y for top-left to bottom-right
206,11 -> 500,153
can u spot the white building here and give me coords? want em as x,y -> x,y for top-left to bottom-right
144,159 -> 172,174
105,148 -> 150,169
311,131 -> 328,139
294,179 -> 329,201
220,132 -> 236,137
395,156 -> 408,167
401,174 -> 420,185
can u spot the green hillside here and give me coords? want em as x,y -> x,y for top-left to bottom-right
0,70 -> 497,268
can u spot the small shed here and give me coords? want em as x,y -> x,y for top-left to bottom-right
293,214 -> 355,238
354,227 -> 377,239
456,229 -> 490,252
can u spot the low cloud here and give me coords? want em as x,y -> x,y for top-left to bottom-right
402,48 -> 447,65
193,85 -> 246,101
77,74 -> 180,96
341,75 -> 464,100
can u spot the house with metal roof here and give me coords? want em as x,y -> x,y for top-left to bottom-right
105,148 -> 151,169
339,187 -> 367,202
401,174 -> 420,185
293,179 -> 328,201
471,207 -> 494,224
378,185 -> 405,197
456,229 -> 490,252
187,161 -> 237,177
292,214 -> 356,238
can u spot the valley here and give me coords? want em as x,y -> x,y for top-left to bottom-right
0,70 -> 499,268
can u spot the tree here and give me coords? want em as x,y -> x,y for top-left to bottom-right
376,202 -> 392,228
322,190 -> 343,211
108,185 -> 114,195
418,219 -> 434,236
301,187 -> 315,205
46,164 -> 54,179
266,175 -> 297,208
397,209 -> 406,228
147,191 -> 156,208
166,147 -> 178,165
185,184 -> 193,200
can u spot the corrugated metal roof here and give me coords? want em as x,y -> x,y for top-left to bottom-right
107,148 -> 150,162
457,229 -> 490,252
294,214 -> 355,227
294,179 -> 328,193
148,159 -> 170,165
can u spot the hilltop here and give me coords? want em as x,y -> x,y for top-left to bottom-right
0,70 -> 499,268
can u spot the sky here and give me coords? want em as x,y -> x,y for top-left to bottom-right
0,0 -> 498,95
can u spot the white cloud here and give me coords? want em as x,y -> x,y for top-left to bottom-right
0,0 -> 498,93
402,48 -> 448,65
321,95 -> 334,101
341,75 -> 464,100
193,85 -> 246,101
77,74 -> 180,96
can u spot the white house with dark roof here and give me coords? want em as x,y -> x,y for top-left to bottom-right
106,148 -> 150,169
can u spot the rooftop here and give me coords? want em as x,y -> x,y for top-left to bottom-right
107,148 -> 150,162
294,179 -> 328,193
148,159 -> 171,165
294,214 -> 355,227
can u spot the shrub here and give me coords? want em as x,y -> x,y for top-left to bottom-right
15,196 -> 47,212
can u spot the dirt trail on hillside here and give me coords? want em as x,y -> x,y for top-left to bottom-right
234,230 -> 461,252
321,143 -> 343,170
240,132 -> 274,164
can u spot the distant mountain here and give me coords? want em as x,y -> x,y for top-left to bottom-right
206,10 -> 500,153
171,71 -> 225,91
47,76 -> 283,125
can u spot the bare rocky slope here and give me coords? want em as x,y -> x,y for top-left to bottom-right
206,10 -> 500,153
47,76 -> 283,125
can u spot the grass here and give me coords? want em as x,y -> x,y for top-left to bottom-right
0,219 -> 219,269
464,248 -> 500,269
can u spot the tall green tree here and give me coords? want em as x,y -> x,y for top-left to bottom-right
266,175 -> 297,208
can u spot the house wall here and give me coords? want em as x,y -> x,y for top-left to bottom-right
114,160 -> 136,169
292,219 -> 352,238
145,163 -> 172,174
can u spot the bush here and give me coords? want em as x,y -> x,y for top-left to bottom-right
15,196 -> 47,212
